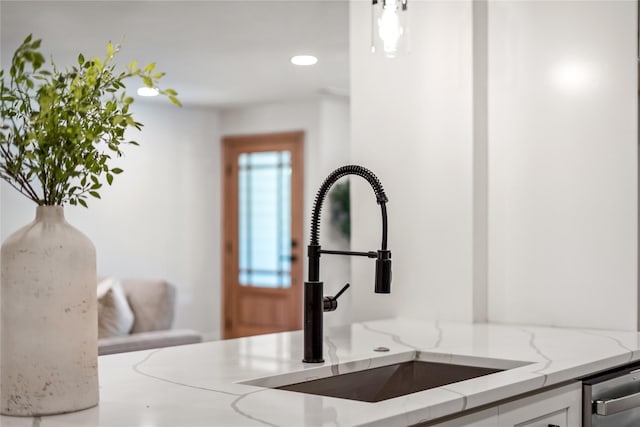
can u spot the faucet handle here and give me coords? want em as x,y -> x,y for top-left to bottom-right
334,283 -> 351,299
323,283 -> 350,312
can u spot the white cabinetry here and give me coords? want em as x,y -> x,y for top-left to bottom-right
427,382 -> 581,427
430,408 -> 498,426
498,382 -> 581,427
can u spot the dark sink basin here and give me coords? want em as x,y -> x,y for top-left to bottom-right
276,360 -> 502,402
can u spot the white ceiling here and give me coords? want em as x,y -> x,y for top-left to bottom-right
0,0 -> 350,108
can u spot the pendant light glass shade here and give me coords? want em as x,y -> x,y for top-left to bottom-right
371,0 -> 409,58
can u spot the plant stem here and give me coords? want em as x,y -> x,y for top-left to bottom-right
2,178 -> 39,204
0,144 -> 40,202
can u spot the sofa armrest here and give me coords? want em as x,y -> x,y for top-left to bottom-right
98,329 -> 203,356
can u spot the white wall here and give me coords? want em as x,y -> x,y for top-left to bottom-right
487,0 -> 638,330
350,0 -> 637,331
220,96 -> 352,327
350,0 -> 477,323
1,103 -> 222,338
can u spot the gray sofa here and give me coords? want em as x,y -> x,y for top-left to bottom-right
98,279 -> 203,355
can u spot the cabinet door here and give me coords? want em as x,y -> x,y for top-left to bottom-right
429,407 -> 498,427
498,382 -> 581,427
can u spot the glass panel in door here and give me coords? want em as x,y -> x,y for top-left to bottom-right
237,150 -> 292,288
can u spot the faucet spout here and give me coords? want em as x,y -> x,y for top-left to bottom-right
303,165 -> 391,363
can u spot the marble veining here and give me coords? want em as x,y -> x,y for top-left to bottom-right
132,348 -> 242,397
439,387 -> 468,411
325,337 -> 341,375
578,329 -> 636,360
517,327 -> 553,386
360,322 -> 424,351
231,390 -> 279,427
3,317 -> 640,426
132,347 -> 289,426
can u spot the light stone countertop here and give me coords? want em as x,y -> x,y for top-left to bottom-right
2,317 -> 640,427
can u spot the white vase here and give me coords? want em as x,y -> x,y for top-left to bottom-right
1,206 -> 99,416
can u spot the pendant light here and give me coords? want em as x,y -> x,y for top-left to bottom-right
371,0 -> 409,58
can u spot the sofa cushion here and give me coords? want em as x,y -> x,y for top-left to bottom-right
120,279 -> 176,333
97,277 -> 135,338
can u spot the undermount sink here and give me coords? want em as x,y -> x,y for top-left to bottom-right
277,360 -> 501,402
242,352 -> 530,403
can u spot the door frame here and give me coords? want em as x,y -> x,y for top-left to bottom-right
221,131 -> 304,339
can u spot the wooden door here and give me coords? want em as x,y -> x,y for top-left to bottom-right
222,131 -> 304,339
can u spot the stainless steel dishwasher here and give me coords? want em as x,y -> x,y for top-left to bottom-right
583,362 -> 640,426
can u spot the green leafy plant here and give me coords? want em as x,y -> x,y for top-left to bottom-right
0,35 -> 181,207
329,180 -> 350,239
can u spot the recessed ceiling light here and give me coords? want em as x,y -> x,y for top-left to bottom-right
137,87 -> 159,97
291,55 -> 318,66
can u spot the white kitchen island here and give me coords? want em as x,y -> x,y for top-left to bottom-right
2,317 -> 639,426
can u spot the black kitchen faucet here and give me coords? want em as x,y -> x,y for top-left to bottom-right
303,165 -> 391,363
